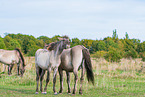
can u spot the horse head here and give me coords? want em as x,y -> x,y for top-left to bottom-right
58,37 -> 70,49
20,67 -> 25,77
47,37 -> 70,51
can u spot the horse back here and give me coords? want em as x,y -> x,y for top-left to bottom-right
0,49 -> 19,64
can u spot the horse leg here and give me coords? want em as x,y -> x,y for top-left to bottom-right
9,65 -> 14,75
2,64 -> 6,73
58,67 -> 63,94
66,71 -> 71,94
40,69 -> 46,93
8,65 -> 13,75
72,70 -> 78,95
35,67 -> 40,94
53,68 -> 58,95
79,64 -> 85,95
17,63 -> 20,76
44,68 -> 51,94
8,65 -> 10,75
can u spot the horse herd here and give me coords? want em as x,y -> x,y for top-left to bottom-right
0,37 -> 94,95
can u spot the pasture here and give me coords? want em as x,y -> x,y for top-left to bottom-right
0,57 -> 145,97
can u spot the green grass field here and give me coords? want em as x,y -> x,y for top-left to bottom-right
0,57 -> 145,97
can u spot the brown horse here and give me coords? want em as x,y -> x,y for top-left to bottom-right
35,38 -> 70,95
58,45 -> 94,95
0,48 -> 26,76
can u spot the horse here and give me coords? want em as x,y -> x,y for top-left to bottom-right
58,45 -> 95,95
35,37 -> 70,95
0,48 -> 26,76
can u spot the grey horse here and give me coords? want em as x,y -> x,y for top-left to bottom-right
58,45 -> 94,95
0,48 -> 26,76
35,37 -> 70,94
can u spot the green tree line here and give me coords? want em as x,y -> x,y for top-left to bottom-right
0,30 -> 145,62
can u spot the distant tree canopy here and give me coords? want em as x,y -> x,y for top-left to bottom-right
0,30 -> 144,62
0,37 -> 6,49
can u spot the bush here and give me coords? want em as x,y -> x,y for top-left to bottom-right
91,51 -> 107,58
124,48 -> 138,58
105,47 -> 122,62
140,52 -> 145,61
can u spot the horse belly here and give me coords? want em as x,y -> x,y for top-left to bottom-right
37,60 -> 49,70
60,58 -> 73,72
65,63 -> 73,72
0,55 -> 16,65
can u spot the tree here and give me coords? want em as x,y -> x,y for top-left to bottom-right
104,37 -> 118,51
97,40 -> 106,51
91,40 -> 98,53
125,32 -> 129,39
3,36 -> 12,48
27,45 -> 40,56
71,38 -> 81,47
7,39 -> 21,50
37,36 -> 50,44
112,29 -> 118,40
0,37 -> 6,49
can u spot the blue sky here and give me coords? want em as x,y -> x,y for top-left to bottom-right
0,0 -> 145,41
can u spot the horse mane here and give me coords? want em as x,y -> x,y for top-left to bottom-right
47,41 -> 62,51
47,42 -> 57,51
15,48 -> 26,68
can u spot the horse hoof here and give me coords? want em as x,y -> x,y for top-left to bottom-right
42,92 -> 47,94
54,92 -> 58,95
35,92 -> 38,94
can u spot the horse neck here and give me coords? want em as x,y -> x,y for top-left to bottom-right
53,41 -> 64,57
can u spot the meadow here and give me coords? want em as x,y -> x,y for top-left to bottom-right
0,57 -> 145,97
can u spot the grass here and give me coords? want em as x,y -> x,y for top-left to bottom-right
0,57 -> 145,97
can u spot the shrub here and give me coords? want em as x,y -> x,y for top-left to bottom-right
140,52 -> 145,61
91,51 -> 107,58
124,48 -> 138,58
105,47 -> 122,62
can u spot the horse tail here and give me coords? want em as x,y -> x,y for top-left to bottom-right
82,47 -> 94,85
15,48 -> 25,67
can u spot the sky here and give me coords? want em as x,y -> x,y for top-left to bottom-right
0,0 -> 145,41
